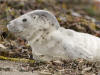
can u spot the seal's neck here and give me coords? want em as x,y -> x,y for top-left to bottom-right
27,27 -> 57,43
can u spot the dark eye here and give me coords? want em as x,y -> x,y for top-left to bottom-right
22,18 -> 27,22
33,16 -> 36,19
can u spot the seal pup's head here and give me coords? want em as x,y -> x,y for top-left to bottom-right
7,10 -> 60,40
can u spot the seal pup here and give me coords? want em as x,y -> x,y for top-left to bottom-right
7,10 -> 100,61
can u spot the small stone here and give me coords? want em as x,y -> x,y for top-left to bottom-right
39,71 -> 52,75
82,67 -> 92,74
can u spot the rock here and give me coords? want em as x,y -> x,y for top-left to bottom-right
39,71 -> 52,75
0,44 -> 6,49
71,10 -> 81,17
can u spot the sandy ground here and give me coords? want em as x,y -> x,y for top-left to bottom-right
0,60 -> 28,71
0,71 -> 40,75
1,59 -> 100,75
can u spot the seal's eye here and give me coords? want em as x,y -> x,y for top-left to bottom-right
22,18 -> 27,22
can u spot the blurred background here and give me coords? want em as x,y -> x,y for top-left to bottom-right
1,0 -> 100,23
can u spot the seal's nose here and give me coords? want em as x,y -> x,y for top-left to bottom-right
7,22 -> 10,26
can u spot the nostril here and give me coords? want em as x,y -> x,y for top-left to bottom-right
7,24 -> 11,27
7,22 -> 9,24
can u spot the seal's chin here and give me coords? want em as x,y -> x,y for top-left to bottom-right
12,31 -> 26,39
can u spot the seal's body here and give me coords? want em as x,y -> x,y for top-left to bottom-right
7,10 -> 100,61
